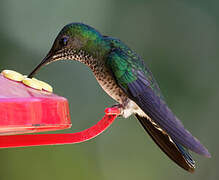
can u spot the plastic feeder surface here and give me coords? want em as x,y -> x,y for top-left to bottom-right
0,74 -> 120,148
0,74 -> 71,135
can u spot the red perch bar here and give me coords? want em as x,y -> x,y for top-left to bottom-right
0,74 -> 120,148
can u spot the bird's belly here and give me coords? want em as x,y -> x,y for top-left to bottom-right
96,77 -> 127,104
93,69 -> 128,104
91,65 -> 148,118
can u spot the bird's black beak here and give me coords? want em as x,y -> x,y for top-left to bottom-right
28,52 -> 53,78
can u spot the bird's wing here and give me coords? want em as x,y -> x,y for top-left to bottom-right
136,114 -> 195,172
106,47 -> 210,157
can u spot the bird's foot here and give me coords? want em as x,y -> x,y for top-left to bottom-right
105,104 -> 123,116
105,104 -> 133,118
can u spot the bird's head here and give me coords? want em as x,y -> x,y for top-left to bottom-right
28,23 -> 109,78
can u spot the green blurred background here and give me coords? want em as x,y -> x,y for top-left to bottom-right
0,0 -> 218,179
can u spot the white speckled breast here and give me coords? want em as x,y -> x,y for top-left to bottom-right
61,50 -> 146,118
91,62 -> 127,104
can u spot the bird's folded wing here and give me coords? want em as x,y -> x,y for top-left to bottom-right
136,114 -> 195,172
129,79 -> 210,157
106,48 -> 210,157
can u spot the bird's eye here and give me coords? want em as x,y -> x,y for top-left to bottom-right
60,36 -> 69,46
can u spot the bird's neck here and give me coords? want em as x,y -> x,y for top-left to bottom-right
71,39 -> 111,68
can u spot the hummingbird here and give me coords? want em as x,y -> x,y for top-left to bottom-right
28,23 -> 210,172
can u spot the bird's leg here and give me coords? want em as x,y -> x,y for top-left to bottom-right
105,104 -> 123,116
112,104 -> 124,116
106,100 -> 134,118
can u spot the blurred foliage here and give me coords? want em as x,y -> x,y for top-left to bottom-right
0,0 -> 218,179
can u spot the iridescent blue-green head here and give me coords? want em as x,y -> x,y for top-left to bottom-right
28,23 -> 109,78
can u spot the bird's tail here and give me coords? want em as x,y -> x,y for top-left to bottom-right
135,114 -> 195,172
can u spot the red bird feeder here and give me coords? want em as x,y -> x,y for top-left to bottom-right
0,74 -> 120,148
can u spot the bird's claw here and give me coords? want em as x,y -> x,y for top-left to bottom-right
105,104 -> 123,116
